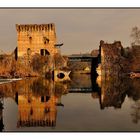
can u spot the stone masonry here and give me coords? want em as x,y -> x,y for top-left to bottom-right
16,24 -> 58,58
100,41 -> 124,77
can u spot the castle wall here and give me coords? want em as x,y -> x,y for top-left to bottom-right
16,24 -> 58,58
100,41 -> 124,77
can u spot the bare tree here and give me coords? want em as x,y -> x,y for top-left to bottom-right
130,26 -> 140,45
54,53 -> 66,69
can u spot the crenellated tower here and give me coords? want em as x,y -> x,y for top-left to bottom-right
16,24 -> 58,58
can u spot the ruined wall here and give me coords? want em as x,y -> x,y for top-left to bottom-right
100,41 -> 129,77
99,41 -> 140,78
16,24 -> 58,58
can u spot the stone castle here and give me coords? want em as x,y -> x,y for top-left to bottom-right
15,23 -> 58,59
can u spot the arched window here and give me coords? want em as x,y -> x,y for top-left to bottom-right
27,48 -> 31,56
40,49 -> 50,56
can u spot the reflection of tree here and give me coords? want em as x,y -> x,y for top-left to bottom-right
30,78 -> 52,96
100,76 -> 140,124
127,79 -> 140,124
131,100 -> 140,124
0,95 -> 4,131
127,79 -> 140,101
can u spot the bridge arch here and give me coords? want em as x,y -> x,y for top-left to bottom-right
54,70 -> 71,82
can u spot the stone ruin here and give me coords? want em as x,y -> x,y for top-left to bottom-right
99,41 -> 140,77
15,24 -> 58,59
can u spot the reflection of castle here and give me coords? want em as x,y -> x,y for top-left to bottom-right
0,78 -> 68,129
1,74 -> 140,128
17,94 -> 57,128
92,76 -> 129,110
92,76 -> 140,112
13,78 -> 64,128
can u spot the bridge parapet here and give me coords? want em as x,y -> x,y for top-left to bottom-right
68,55 -> 98,62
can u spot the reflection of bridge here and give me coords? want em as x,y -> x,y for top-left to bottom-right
68,87 -> 93,93
68,54 -> 99,81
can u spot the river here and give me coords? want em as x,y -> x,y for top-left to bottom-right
0,74 -> 140,132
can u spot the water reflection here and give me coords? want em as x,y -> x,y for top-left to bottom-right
0,95 -> 4,131
99,76 -> 140,125
129,79 -> 140,124
0,74 -> 140,131
131,101 -> 140,124
99,76 -> 129,109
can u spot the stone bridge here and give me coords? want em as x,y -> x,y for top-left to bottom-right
68,55 -> 97,62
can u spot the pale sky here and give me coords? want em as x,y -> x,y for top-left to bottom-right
0,9 -> 140,55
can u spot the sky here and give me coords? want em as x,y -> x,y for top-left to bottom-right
0,9 -> 140,55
